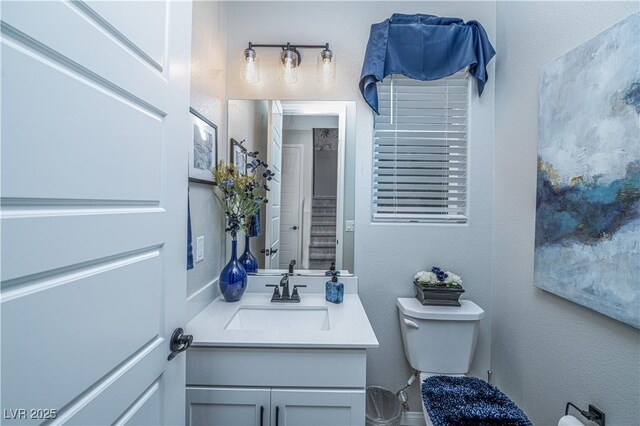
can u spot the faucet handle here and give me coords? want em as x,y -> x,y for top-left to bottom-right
291,284 -> 306,298
291,284 -> 306,300
266,284 -> 280,299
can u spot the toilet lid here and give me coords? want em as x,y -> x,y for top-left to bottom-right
421,373 -> 465,426
397,298 -> 484,320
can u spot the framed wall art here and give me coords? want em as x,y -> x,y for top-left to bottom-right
535,14 -> 639,328
189,107 -> 218,184
231,138 -> 247,175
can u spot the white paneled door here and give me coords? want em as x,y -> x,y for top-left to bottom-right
279,145 -> 304,269
1,1 -> 192,424
264,100 -> 283,269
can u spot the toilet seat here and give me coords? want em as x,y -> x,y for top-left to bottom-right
419,374 -> 533,426
419,372 -> 465,425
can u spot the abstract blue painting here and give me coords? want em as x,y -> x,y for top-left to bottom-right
536,13 -> 640,328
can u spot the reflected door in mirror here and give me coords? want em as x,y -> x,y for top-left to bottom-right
265,100 -> 283,268
280,145 -> 304,268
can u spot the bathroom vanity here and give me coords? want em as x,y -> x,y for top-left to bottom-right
185,275 -> 378,426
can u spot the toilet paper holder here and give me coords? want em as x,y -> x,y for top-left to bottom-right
565,402 -> 605,426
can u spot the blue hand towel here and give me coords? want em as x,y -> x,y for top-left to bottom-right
247,211 -> 261,237
187,190 -> 194,270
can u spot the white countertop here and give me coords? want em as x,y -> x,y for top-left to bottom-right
187,293 -> 379,349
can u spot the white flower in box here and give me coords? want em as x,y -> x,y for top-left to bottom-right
415,271 -> 437,285
444,272 -> 462,286
415,266 -> 463,287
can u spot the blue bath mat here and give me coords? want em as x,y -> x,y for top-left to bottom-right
422,376 -> 532,426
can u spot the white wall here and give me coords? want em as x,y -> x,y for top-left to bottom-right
492,3 -> 640,425
226,1 -> 496,411
187,1 -> 228,321
283,115 -> 339,130
315,151 -> 338,197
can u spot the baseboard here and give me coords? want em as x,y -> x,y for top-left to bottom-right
401,411 -> 426,426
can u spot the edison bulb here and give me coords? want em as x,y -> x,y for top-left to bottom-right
241,48 -> 260,83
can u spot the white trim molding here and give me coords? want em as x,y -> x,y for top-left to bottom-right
401,411 -> 427,426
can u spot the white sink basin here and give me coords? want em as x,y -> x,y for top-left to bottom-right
225,306 -> 330,331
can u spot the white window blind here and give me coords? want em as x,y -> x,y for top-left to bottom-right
372,71 -> 469,223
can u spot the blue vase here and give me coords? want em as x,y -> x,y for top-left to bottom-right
239,235 -> 258,273
219,239 -> 247,302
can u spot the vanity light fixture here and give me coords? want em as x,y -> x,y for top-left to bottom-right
242,42 -> 334,86
241,45 -> 260,83
318,45 -> 336,86
279,44 -> 300,84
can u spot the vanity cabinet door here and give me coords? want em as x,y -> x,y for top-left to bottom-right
186,387 -> 271,426
271,388 -> 365,426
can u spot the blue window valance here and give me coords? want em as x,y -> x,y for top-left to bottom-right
359,14 -> 496,113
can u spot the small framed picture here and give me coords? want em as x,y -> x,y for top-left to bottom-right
231,138 -> 247,175
189,107 -> 218,184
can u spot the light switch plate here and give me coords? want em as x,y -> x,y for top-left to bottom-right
196,236 -> 205,262
345,220 -> 355,232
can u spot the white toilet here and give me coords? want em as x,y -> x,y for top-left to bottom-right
397,297 -> 484,425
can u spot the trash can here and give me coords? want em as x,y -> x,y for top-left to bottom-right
365,386 -> 402,426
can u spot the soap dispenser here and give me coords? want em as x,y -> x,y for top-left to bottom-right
325,272 -> 344,304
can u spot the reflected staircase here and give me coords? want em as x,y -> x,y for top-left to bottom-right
309,196 -> 336,270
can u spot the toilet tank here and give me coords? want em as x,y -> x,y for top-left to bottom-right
397,298 -> 484,374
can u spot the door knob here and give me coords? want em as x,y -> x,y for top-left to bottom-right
271,248 -> 278,254
168,327 -> 193,361
261,248 -> 270,255
292,226 -> 298,230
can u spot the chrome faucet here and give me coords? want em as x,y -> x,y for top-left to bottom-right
280,274 -> 291,299
266,273 -> 306,303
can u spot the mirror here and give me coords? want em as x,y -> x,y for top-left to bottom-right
227,100 -> 355,275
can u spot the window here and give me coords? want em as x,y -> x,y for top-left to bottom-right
372,71 -> 469,223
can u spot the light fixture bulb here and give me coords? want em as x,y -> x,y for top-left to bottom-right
280,48 -> 299,85
317,48 -> 335,86
241,47 -> 260,83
